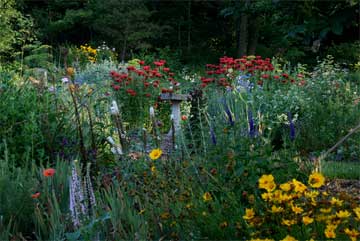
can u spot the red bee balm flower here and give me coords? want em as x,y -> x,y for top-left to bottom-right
43,168 -> 56,177
31,192 -> 41,199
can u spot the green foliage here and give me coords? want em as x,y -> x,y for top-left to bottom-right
0,0 -> 35,62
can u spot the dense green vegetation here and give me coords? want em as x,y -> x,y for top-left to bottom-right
0,0 -> 359,240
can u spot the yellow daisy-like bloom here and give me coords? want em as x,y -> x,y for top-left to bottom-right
280,235 -> 298,241
302,216 -> 314,225
150,166 -> 156,172
149,148 -> 162,160
258,174 -> 277,192
308,172 -> 325,188
282,219 -> 297,226
243,208 -> 255,220
280,182 -> 292,192
324,224 -> 337,239
292,179 -> 307,193
271,205 -> 284,213
344,228 -> 360,241
202,192 -> 212,202
320,207 -> 332,213
291,205 -> 304,214
353,207 -> 360,220
330,197 -> 343,206
261,192 -> 272,201
336,210 -> 351,219
305,190 -> 319,199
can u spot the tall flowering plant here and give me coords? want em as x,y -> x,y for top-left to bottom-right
109,59 -> 180,127
200,55 -> 307,91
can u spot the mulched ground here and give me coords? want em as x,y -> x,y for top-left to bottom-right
324,178 -> 360,201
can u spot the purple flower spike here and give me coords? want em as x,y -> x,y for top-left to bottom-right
248,110 -> 255,137
210,126 -> 217,145
288,112 -> 295,141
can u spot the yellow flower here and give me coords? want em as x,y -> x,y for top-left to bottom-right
330,197 -> 343,206
261,192 -> 272,201
202,192 -> 212,202
320,207 -> 332,213
271,205 -> 284,213
282,219 -> 296,226
138,209 -> 145,215
219,221 -> 228,229
291,205 -> 304,214
150,166 -> 156,172
280,182 -> 292,192
292,179 -> 307,193
149,148 -> 162,160
305,190 -> 319,199
344,228 -> 360,241
243,208 -> 255,220
308,172 -> 325,188
324,229 -> 336,239
353,207 -> 360,219
160,212 -> 171,219
336,210 -> 351,219
324,224 -> 337,239
258,174 -> 276,192
280,235 -> 298,241
302,216 -> 314,225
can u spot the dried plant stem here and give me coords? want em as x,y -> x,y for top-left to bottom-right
113,114 -> 126,152
69,87 -> 87,163
316,122 -> 360,172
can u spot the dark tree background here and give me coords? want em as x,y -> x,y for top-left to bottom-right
7,0 -> 360,65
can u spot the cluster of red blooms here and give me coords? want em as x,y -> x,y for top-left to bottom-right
110,59 -> 178,98
201,56 -> 306,88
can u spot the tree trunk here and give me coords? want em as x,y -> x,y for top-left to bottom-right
121,37 -> 127,63
187,0 -> 191,54
248,16 -> 260,55
237,0 -> 251,57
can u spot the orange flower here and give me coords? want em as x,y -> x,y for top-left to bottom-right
43,168 -> 56,177
31,192 -> 40,199
181,115 -> 188,121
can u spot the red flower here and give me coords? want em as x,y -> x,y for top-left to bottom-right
282,73 -> 289,78
31,192 -> 41,199
143,65 -> 151,71
181,115 -> 188,121
43,168 -> 56,177
144,82 -> 150,88
139,60 -> 145,65
273,75 -> 280,79
261,74 -> 269,79
163,67 -> 170,72
145,93 -> 151,97
113,85 -> 120,91
154,61 -> 164,66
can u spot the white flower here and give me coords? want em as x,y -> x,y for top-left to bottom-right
61,77 -> 69,83
110,100 -> 119,115
149,106 -> 155,118
106,136 -> 116,146
111,146 -> 123,155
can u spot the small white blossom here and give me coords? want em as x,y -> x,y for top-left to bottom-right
110,100 -> 119,115
149,106 -> 155,118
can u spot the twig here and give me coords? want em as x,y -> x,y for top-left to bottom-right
316,122 -> 360,172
